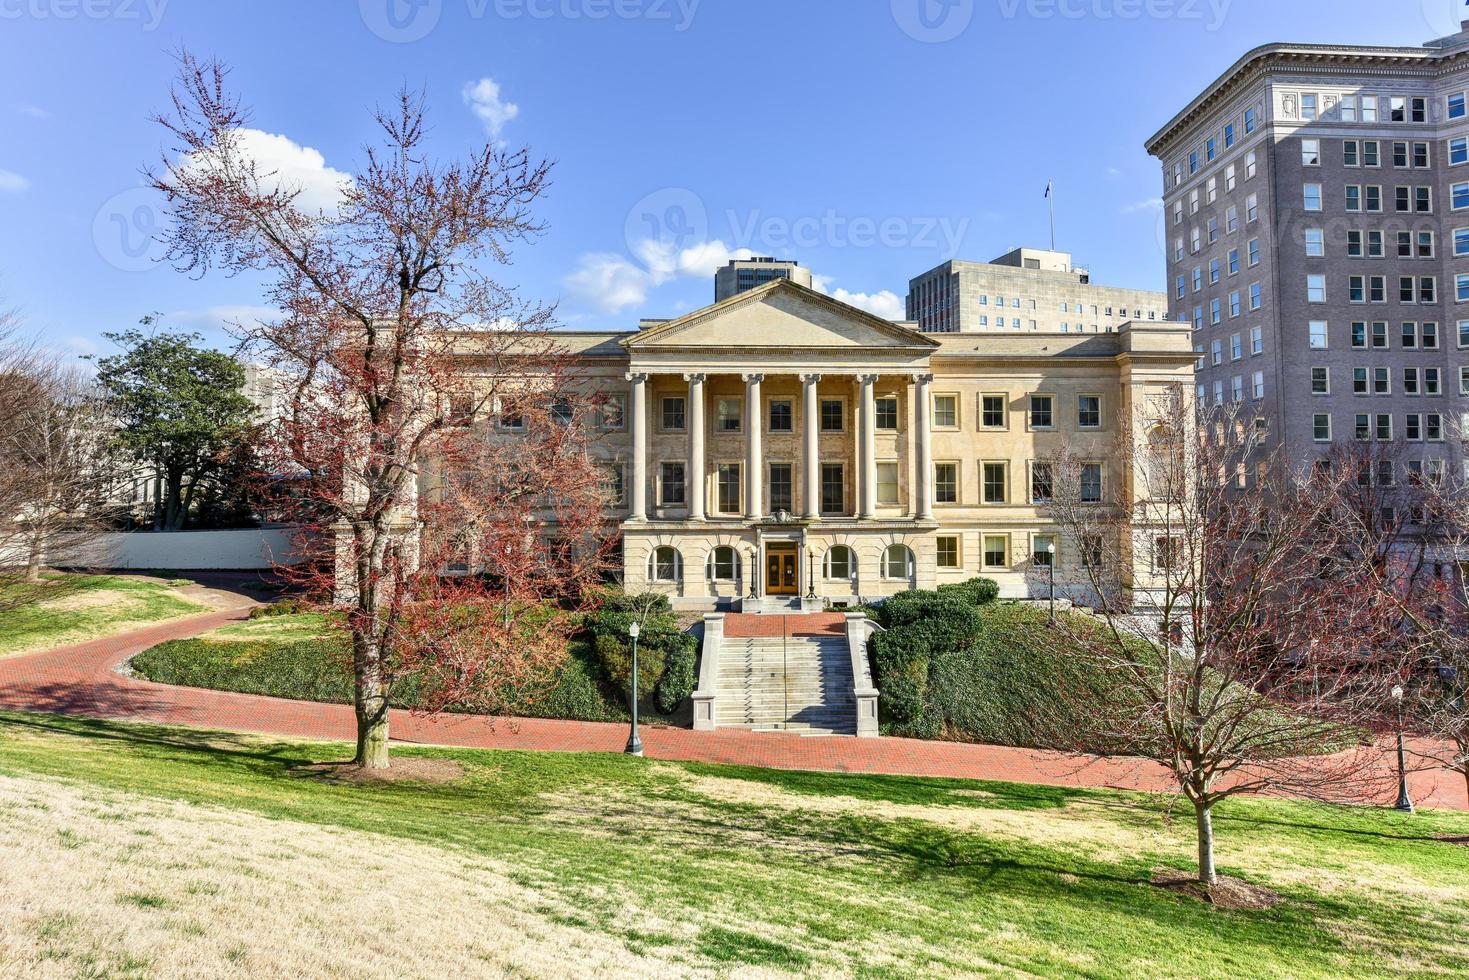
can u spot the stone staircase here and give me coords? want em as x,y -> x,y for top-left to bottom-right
715,632 -> 856,735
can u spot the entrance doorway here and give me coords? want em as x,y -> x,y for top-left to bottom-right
764,543 -> 799,595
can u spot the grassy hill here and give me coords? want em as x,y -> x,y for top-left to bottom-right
0,711 -> 1464,978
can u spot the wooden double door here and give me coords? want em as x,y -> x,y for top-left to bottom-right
764,543 -> 799,595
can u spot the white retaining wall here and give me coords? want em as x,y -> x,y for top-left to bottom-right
56,527 -> 303,570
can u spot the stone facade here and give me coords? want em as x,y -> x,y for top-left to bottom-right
906,248 -> 1169,335
1147,23 -> 1469,479
517,278 -> 1195,610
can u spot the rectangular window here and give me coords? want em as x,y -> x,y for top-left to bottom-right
934,462 -> 959,504
876,461 -> 899,506
1252,371 -> 1265,400
1304,228 -> 1324,256
1345,140 -> 1359,167
1077,395 -> 1101,429
983,535 -> 1009,570
936,536 -> 961,570
1355,412 -> 1370,440
817,398 -> 843,432
605,462 -> 625,506
1424,322 -> 1439,349
981,462 -> 1007,504
1455,182 -> 1469,210
1307,275 -> 1326,303
660,396 -> 686,431
660,462 -> 686,506
1375,414 -> 1392,441
1301,138 -> 1320,165
1311,366 -> 1329,394
820,463 -> 844,515
932,394 -> 957,428
716,463 -> 740,514
875,396 -> 898,430
1080,463 -> 1103,504
768,463 -> 792,513
1303,184 -> 1322,211
1314,414 -> 1332,441
1250,325 -> 1263,354
1032,534 -> 1057,568
1029,394 -> 1054,429
1452,92 -> 1467,119
1372,321 -> 1388,348
599,393 -> 626,431
1310,320 -> 1329,349
768,399 -> 793,432
980,393 -> 1007,429
1030,461 -> 1053,503
715,398 -> 741,432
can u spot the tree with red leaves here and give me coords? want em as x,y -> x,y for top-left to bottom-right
148,52 -> 612,768
1040,390 -> 1404,886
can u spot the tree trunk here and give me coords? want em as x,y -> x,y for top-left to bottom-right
24,527 -> 43,582
351,523 -> 391,769
354,677 -> 390,769
1194,799 -> 1217,885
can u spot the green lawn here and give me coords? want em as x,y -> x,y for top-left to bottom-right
0,711 -> 1465,977
0,575 -> 211,656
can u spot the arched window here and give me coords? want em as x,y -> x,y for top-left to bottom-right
882,544 -> 914,581
825,545 -> 855,580
649,546 -> 682,583
708,546 -> 738,582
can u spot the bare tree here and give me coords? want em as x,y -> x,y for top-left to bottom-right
0,306 -> 125,598
147,52 -> 613,769
1040,389 -> 1403,887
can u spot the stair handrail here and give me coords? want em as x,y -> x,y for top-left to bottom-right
843,612 -> 880,738
692,613 -> 723,731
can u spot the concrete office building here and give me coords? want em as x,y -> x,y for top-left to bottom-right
905,248 -> 1168,335
713,257 -> 813,301
1147,22 -> 1469,483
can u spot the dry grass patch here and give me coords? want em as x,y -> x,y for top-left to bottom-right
0,771 -> 739,979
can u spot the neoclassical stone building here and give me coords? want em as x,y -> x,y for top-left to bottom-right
553,277 -> 1195,610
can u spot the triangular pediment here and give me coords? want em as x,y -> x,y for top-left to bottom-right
622,279 -> 938,351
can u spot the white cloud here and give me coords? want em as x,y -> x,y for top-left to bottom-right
563,253 -> 656,314
565,238 -> 753,315
828,288 -> 904,321
1120,197 -> 1164,214
0,169 -> 30,193
184,129 -> 352,214
18,104 -> 49,120
1104,166 -> 1122,179
810,275 -> 904,321
461,78 -> 520,137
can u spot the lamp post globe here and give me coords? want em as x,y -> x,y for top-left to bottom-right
625,620 -> 644,757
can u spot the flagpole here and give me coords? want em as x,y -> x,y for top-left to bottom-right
1047,180 -> 1056,251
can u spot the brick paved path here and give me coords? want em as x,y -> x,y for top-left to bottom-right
0,610 -> 1463,810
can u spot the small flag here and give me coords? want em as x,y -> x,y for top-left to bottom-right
1044,180 -> 1052,198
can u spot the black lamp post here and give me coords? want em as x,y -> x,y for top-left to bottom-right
1046,541 -> 1057,624
1392,684 -> 1413,813
747,548 -> 758,599
807,545 -> 817,600
625,620 -> 643,757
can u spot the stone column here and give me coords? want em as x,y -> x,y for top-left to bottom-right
743,373 -> 764,520
800,373 -> 822,519
858,374 -> 878,519
627,372 -> 648,521
685,373 -> 706,521
914,373 -> 934,520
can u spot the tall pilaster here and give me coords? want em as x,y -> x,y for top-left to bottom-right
685,373 -> 706,521
743,373 -> 764,521
859,374 -> 878,519
627,372 -> 648,521
801,373 -> 822,518
914,373 -> 934,521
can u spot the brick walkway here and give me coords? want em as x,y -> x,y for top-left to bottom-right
0,611 -> 1463,811
722,612 -> 847,638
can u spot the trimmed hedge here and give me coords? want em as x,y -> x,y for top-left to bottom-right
132,589 -> 703,724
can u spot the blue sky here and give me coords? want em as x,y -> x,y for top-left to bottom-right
0,0 -> 1450,358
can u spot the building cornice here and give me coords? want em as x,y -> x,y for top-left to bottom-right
1146,41 -> 1469,157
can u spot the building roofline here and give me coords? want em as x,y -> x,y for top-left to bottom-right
1144,39 -> 1449,155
